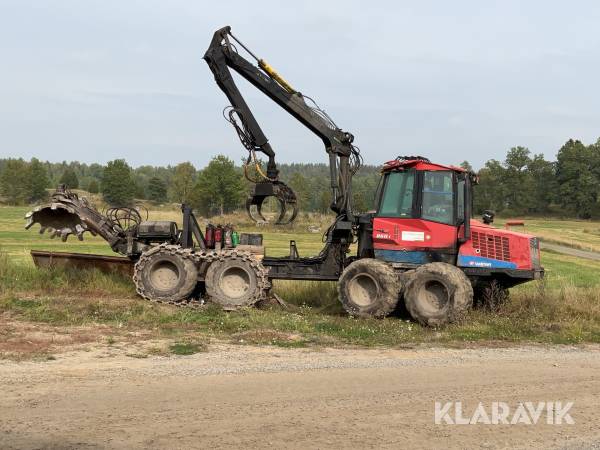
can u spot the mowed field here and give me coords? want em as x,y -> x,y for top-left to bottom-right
1,204 -> 600,358
496,217 -> 600,253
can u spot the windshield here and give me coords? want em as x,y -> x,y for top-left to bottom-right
377,170 -> 456,224
378,171 -> 415,217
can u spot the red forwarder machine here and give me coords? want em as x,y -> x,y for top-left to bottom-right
26,27 -> 544,326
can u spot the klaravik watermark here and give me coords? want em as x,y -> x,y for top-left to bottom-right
434,401 -> 574,425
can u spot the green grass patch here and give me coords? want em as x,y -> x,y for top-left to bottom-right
2,206 -> 600,347
0,244 -> 600,347
169,341 -> 207,355
3,276 -> 599,347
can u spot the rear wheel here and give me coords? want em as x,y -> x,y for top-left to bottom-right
134,245 -> 198,303
205,250 -> 270,310
338,259 -> 402,318
403,262 -> 473,327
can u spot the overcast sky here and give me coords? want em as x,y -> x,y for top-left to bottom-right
1,1 -> 599,169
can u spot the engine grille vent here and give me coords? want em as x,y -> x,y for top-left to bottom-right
471,231 -> 511,261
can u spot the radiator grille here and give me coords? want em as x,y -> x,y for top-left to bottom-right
471,231 -> 511,261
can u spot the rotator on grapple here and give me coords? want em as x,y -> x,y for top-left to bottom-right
26,26 -> 544,326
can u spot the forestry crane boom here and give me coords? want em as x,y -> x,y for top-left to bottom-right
203,26 -> 362,224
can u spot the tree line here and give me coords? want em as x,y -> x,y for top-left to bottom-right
1,136 -> 599,218
473,138 -> 600,218
0,155 -> 382,216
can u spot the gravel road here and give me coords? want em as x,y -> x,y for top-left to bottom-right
1,344 -> 599,449
541,242 -> 600,261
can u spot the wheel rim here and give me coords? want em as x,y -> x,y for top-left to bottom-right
348,273 -> 380,307
419,280 -> 449,313
149,260 -> 180,291
218,266 -> 251,300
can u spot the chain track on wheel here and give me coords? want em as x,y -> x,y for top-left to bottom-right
133,243 -> 270,308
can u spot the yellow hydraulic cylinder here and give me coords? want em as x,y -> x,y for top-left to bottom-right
259,60 -> 296,94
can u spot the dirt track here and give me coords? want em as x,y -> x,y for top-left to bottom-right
1,344 -> 600,450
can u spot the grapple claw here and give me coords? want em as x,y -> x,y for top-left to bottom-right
255,198 -> 267,223
246,195 -> 268,223
245,181 -> 298,225
274,197 -> 287,224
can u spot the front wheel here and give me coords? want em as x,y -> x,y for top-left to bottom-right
338,259 -> 402,318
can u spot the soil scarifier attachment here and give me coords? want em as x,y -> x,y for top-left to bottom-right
25,187 -> 271,311
25,185 -> 134,254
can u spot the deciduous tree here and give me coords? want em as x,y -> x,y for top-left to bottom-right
192,155 -> 244,216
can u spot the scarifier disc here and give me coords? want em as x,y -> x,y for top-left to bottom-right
25,204 -> 89,242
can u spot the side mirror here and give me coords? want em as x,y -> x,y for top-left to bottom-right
482,210 -> 495,225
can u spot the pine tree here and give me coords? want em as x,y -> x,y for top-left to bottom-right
556,139 -> 597,218
147,176 -> 168,203
87,179 -> 99,194
503,146 -> 533,213
288,172 -> 311,211
171,162 -> 196,203
0,159 -> 32,205
59,168 -> 79,189
101,159 -> 134,206
29,158 -> 49,202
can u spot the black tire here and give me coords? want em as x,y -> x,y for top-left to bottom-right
474,280 -> 509,311
338,259 -> 402,318
134,245 -> 198,302
205,250 -> 270,310
403,262 -> 473,327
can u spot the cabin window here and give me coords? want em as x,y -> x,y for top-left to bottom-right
421,171 -> 454,225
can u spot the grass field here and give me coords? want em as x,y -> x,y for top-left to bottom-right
496,217 -> 600,253
1,206 -> 328,262
2,204 -> 600,356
